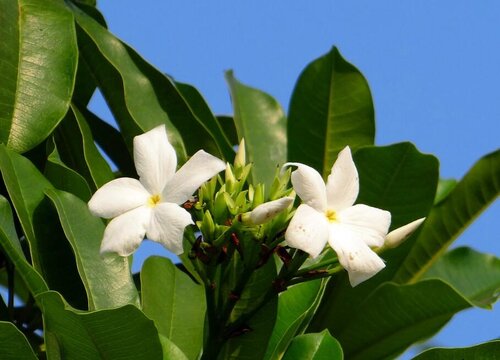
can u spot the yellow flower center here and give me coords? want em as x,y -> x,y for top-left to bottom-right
147,194 -> 162,207
325,209 -> 337,223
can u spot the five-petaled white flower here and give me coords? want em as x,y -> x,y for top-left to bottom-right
284,147 -> 391,286
88,125 -> 225,256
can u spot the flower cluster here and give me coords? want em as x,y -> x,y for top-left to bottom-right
88,125 -> 423,287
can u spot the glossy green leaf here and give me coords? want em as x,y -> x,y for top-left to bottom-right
38,291 -> 163,359
0,195 -> 47,296
335,280 -> 472,360
159,334 -> 190,360
309,143 -> 439,335
0,0 -> 77,153
434,178 -> 457,205
225,71 -> 287,188
45,138 -> 92,201
45,188 -> 139,310
264,279 -> 327,360
282,330 -> 343,360
141,256 -> 205,360
217,116 -> 239,146
0,321 -> 37,360
394,149 -> 500,283
0,145 -> 86,308
219,259 -> 278,360
83,108 -> 136,177
176,81 -> 235,160
413,340 -> 500,360
423,247 -> 500,308
55,105 -> 114,191
288,47 -> 374,177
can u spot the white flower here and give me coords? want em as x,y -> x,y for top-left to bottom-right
241,197 -> 294,225
284,147 -> 391,287
88,125 -> 225,256
384,217 -> 425,249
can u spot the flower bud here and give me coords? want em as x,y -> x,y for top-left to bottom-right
234,138 -> 246,168
384,218 -> 426,249
241,197 -> 294,225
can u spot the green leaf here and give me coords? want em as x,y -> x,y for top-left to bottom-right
225,71 -> 287,188
54,105 -> 114,191
413,340 -> 500,360
141,256 -> 205,360
0,145 -> 86,308
45,138 -> 92,201
0,0 -> 77,153
158,334 -> 190,360
288,47 -> 374,177
334,280 -> 472,360
83,108 -> 136,177
394,149 -> 500,283
0,321 -> 37,360
434,178 -> 457,205
45,188 -> 139,310
282,330 -> 343,360
0,195 -> 47,296
423,247 -> 500,308
38,291 -> 163,359
217,116 -> 239,146
309,143 -> 439,335
176,81 -> 235,161
264,279 -> 327,360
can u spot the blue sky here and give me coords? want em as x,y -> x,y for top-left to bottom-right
90,1 -> 499,356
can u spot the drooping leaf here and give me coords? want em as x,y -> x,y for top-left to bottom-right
141,256 -> 205,360
54,105 -> 114,191
394,149 -> 500,283
0,321 -> 37,360
288,47 -> 374,177
38,291 -> 163,359
45,189 -> 139,310
176,81 -> 235,161
225,71 -> 287,188
0,196 -> 47,296
0,0 -> 77,153
412,340 -> 500,360
334,280 -> 472,360
0,146 -> 86,308
281,330 -> 343,360
264,279 -> 327,360
45,138 -> 92,202
423,247 -> 500,308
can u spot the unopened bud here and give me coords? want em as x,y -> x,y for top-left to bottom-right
241,197 -> 294,225
384,218 -> 425,249
234,138 -> 246,168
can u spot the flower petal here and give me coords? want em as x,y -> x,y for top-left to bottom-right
328,225 -> 385,286
244,196 -> 294,225
163,150 -> 225,204
285,162 -> 326,212
326,146 -> 359,211
337,204 -> 391,248
147,202 -> 194,255
88,178 -> 150,219
285,204 -> 329,258
134,124 -> 177,194
100,206 -> 151,256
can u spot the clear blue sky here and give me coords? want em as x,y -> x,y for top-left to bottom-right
90,1 -> 499,357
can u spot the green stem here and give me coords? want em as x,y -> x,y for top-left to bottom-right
287,265 -> 343,286
294,256 -> 339,276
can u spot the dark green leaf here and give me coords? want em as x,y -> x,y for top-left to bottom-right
434,178 -> 457,205
0,321 -> 37,360
0,0 -> 77,153
176,81 -> 235,161
282,330 -> 343,360
288,47 -> 374,177
423,247 -> 500,308
394,149 -> 500,283
264,279 -> 327,360
217,116 -> 239,146
335,280 -> 472,360
0,146 -> 86,308
45,189 -> 139,310
141,256 -> 205,360
413,340 -> 500,360
38,291 -> 163,359
225,71 -> 287,188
